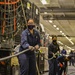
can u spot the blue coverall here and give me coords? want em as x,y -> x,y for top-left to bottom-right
18,29 -> 40,75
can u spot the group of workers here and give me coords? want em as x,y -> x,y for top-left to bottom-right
18,18 -> 74,75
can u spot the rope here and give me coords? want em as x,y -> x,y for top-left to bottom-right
36,61 -> 40,75
0,49 -> 30,61
0,44 -> 41,75
0,48 -> 75,75
43,53 -> 75,61
44,52 -> 59,60
43,53 -> 75,75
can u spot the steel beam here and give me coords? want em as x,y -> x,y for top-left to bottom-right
49,35 -> 75,37
40,7 -> 75,13
42,15 -> 75,20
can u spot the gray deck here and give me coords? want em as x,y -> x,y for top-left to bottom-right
43,66 -> 75,75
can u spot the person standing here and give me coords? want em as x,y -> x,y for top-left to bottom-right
61,48 -> 67,55
74,51 -> 75,66
48,35 -> 60,75
60,48 -> 67,75
18,19 -> 40,75
69,50 -> 74,66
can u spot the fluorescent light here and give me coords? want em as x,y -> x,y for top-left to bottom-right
52,24 -> 74,45
69,38 -> 72,41
53,25 -> 56,27
65,36 -> 68,39
65,45 -> 74,50
65,36 -> 74,45
40,0 -> 48,4
60,31 -> 62,33
63,34 -> 66,36
72,49 -> 74,50
56,27 -> 59,30
62,33 -> 64,35
57,41 -> 63,45
66,45 -> 71,49
49,20 -> 53,23
70,41 -> 74,45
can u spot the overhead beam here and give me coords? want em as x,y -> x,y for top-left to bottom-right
42,15 -> 75,20
40,7 -> 75,13
49,35 -> 75,37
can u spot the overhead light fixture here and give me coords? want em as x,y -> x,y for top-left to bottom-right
60,31 -> 62,33
65,36 -> 68,39
40,0 -> 48,4
65,45 -> 72,50
62,33 -> 64,35
69,38 -> 72,41
72,49 -> 74,50
52,24 -> 74,45
65,36 -> 74,45
53,25 -> 56,27
57,41 -> 63,45
63,34 -> 66,37
70,41 -> 74,45
67,46 -> 71,49
49,20 -> 53,23
56,27 -> 59,30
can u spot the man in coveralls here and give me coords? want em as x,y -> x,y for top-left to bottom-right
18,19 -> 40,75
48,35 -> 60,75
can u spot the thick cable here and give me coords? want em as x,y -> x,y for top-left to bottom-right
44,52 -> 58,60
43,53 -> 75,61
0,49 -> 30,61
36,61 -> 40,75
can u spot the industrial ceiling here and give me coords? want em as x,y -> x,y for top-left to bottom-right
29,0 -> 75,51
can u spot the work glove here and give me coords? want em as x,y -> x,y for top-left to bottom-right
28,46 -> 34,51
34,45 -> 39,50
59,62 -> 63,68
